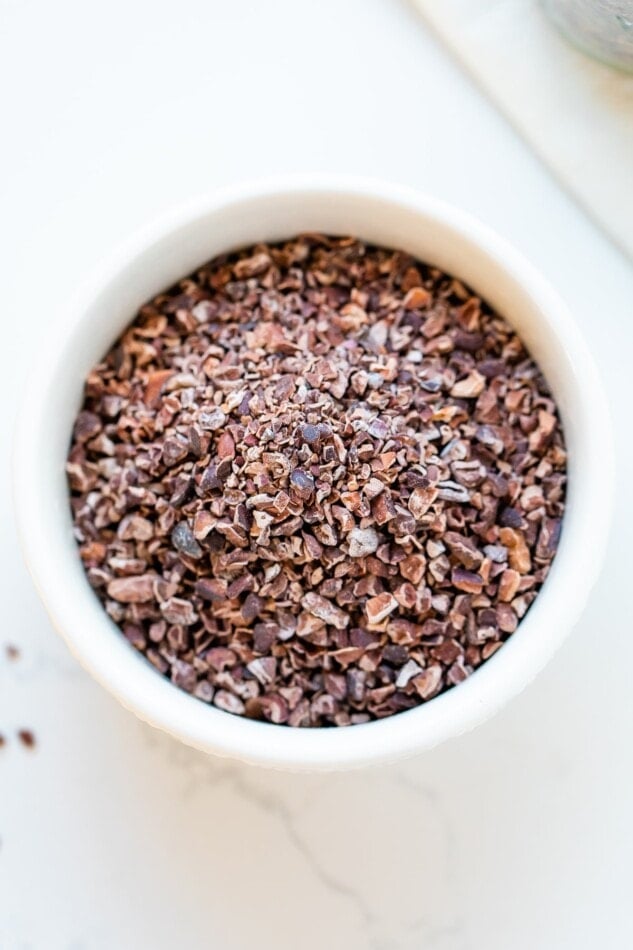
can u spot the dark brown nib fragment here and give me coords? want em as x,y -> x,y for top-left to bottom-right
17,730 -> 36,749
67,235 -> 567,726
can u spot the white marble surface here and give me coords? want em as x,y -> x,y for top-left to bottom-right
1,1 -> 632,947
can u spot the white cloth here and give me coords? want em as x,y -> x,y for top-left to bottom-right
412,0 -> 633,259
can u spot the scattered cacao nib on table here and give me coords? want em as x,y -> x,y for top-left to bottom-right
67,235 -> 566,726
17,730 -> 36,750
0,648 -> 37,753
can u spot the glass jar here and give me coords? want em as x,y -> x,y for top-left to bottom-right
542,0 -> 633,71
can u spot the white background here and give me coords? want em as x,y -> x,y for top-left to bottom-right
1,1 -> 632,948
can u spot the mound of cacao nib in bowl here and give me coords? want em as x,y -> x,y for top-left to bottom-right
67,235 -> 566,726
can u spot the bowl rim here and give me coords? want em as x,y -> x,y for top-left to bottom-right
13,175 -> 614,770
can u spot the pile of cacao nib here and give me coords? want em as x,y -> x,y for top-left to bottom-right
67,235 -> 566,727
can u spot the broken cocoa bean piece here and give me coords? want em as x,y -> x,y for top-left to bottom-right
408,485 -> 438,519
107,574 -> 159,604
366,592 -> 399,625
241,593 -> 264,623
499,527 -> 532,573
198,407 -> 226,431
403,286 -> 431,309
216,431 -> 235,459
171,522 -> 204,560
73,411 -> 102,443
500,507 -> 524,528
395,659 -> 424,688
536,517 -> 562,561
260,693 -> 290,724
160,597 -> 198,626
399,553 -> 427,585
496,603 -> 518,633
162,434 -> 190,467
451,567 -> 484,595
383,644 -> 409,666
348,527 -> 379,558
171,659 -> 197,692
214,690 -> 246,716
194,577 -> 227,602
290,468 -> 315,498
253,623 -> 278,653
498,569 -> 521,603
444,531 -> 484,570
412,665 -> 443,700
247,656 -> 277,685
450,371 -> 486,399
233,251 -> 271,279
371,491 -> 397,524
302,592 -> 349,630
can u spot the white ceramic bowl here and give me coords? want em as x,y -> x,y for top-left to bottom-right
13,177 -> 613,770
